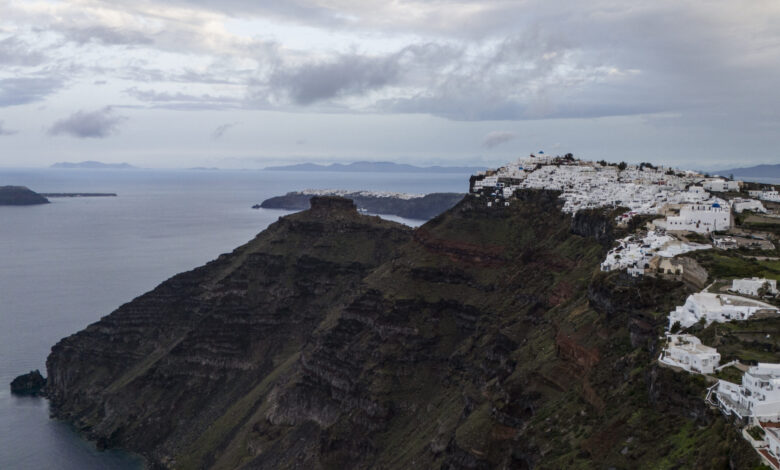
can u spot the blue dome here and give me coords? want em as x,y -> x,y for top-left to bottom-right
712,203 -> 721,208
538,150 -> 544,154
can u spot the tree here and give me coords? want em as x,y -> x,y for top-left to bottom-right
617,161 -> 628,171
758,281 -> 770,298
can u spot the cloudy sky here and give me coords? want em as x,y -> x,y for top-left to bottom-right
0,0 -> 778,169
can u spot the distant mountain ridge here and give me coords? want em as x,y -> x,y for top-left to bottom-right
715,163 -> 780,179
263,161 -> 485,173
51,161 -> 137,169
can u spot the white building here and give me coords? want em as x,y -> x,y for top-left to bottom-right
733,198 -> 767,214
703,179 -> 740,192
659,334 -> 721,374
600,230 -> 711,275
764,426 -> 780,468
748,188 -> 780,203
660,201 -> 731,233
732,278 -> 778,297
761,189 -> 780,202
668,292 -> 779,329
717,363 -> 780,422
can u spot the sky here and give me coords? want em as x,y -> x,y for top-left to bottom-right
0,0 -> 779,169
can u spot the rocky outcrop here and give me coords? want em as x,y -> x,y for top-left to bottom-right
0,186 -> 49,205
570,208 -> 614,245
45,191 -> 760,469
10,370 -> 46,395
260,191 -> 464,220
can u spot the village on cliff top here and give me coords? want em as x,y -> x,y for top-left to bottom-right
471,152 -> 780,468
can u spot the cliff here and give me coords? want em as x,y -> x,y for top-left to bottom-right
0,186 -> 50,205
260,191 -> 464,220
45,192 -> 759,469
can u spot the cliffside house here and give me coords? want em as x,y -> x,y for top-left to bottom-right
732,278 -> 779,297
668,292 -> 779,329
764,425 -> 780,469
717,364 -> 780,422
659,334 -> 720,374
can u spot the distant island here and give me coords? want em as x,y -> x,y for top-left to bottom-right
715,163 -> 780,179
51,161 -> 137,169
263,161 -> 485,173
0,186 -> 49,205
259,190 -> 464,220
41,193 -> 117,198
0,186 -> 117,205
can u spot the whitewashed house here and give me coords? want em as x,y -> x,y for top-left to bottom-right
659,334 -> 720,374
717,364 -> 780,422
659,202 -> 731,233
764,426 -> 780,467
761,189 -> 780,202
704,179 -> 740,192
733,198 -> 767,214
668,292 -> 779,329
732,278 -> 778,297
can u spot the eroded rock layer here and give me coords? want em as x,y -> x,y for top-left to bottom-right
46,192 -> 758,469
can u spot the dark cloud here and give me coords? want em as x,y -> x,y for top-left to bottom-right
0,77 -> 65,107
49,107 -> 127,138
0,120 -> 18,136
483,131 -> 516,148
212,122 -> 239,139
266,42 -> 461,108
270,54 -> 402,105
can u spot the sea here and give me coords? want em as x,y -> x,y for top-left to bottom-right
0,168 -> 469,469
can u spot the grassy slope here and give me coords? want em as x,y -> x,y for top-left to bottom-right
93,192 -> 766,468
298,194 -> 759,468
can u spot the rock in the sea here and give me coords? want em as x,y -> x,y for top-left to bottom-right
0,186 -> 50,206
10,370 -> 46,396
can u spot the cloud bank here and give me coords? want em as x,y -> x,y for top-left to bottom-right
0,0 -> 778,167
49,107 -> 127,138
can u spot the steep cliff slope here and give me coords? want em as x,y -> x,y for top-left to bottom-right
46,196 -> 412,467
46,192 -> 758,469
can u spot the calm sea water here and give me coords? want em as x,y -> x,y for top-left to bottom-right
0,168 -> 468,469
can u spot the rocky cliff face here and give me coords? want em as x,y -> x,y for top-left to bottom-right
46,192 -> 758,469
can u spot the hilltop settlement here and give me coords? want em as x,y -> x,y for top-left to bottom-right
471,152 -> 780,468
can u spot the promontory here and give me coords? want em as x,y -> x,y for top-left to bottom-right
0,186 -> 50,205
